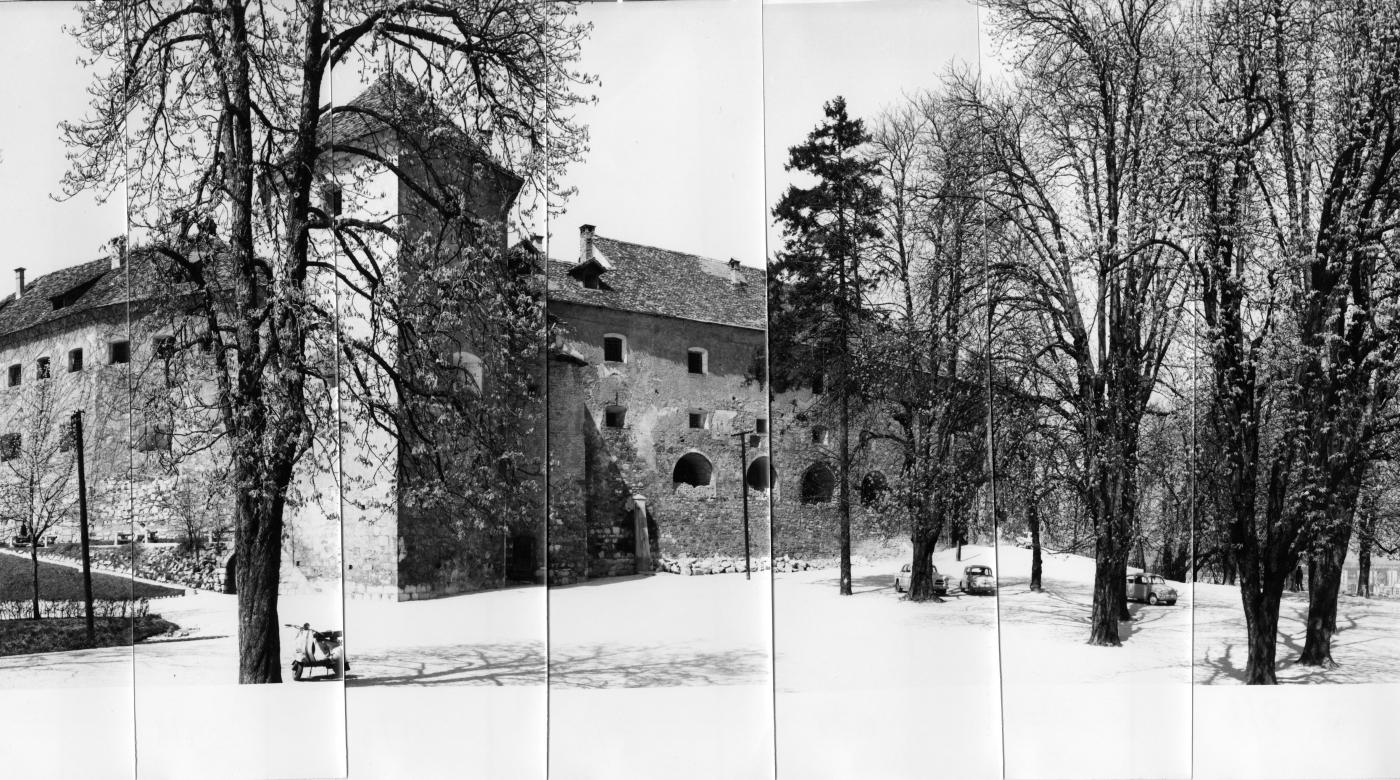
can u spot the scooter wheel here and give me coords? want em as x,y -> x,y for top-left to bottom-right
292,661 -> 303,681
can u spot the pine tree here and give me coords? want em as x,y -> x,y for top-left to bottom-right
770,96 -> 884,595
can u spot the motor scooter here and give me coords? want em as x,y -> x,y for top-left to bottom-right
286,623 -> 347,681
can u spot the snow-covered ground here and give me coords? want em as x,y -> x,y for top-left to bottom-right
546,572 -> 774,779
6,545 -> 1400,779
992,543 -> 1192,779
1193,581 -> 1400,685
774,545 -> 1002,780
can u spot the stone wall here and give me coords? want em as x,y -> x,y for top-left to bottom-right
768,385 -> 908,559
546,302 -> 770,583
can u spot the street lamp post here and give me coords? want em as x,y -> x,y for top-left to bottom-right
731,429 -> 754,580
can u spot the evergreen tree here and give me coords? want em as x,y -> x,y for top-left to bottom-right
770,96 -> 884,595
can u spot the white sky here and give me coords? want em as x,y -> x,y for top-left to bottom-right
0,0 -> 984,283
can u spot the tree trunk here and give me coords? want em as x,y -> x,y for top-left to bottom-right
1240,578 -> 1283,684
1028,498 -> 1043,592
30,543 -> 41,621
908,534 -> 943,602
1356,539 -> 1371,599
1299,525 -> 1353,667
236,490 -> 286,684
1356,501 -> 1376,598
838,382 -> 852,596
1088,550 -> 1124,646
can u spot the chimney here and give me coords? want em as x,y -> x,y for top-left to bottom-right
579,224 -> 596,264
728,258 -> 746,287
109,235 -> 127,271
14,268 -> 25,300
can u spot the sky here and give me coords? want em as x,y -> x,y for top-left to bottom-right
0,0 -> 985,283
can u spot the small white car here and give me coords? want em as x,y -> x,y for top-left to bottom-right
960,565 -> 996,595
1126,573 -> 1178,606
893,563 -> 951,595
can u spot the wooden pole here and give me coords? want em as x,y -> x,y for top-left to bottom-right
71,412 -> 95,645
732,430 -> 753,580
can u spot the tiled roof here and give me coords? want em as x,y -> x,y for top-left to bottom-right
0,255 -> 146,342
321,71 -> 522,194
546,235 -> 765,330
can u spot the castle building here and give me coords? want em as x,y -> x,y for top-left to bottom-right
544,226 -> 770,583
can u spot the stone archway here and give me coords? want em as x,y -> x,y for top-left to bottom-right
222,553 -> 237,594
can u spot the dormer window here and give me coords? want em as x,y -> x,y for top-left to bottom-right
603,334 -> 626,363
687,348 -> 707,375
583,272 -> 602,290
50,276 -> 101,311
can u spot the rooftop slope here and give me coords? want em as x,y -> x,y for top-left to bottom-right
547,235 -> 765,330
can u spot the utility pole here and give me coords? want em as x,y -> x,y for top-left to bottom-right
71,412 -> 95,645
731,429 -> 754,580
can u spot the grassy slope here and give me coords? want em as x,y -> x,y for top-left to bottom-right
0,552 -> 182,601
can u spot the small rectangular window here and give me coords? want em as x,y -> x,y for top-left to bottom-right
688,411 -> 708,430
36,357 -> 51,380
7,364 -> 20,387
68,349 -> 84,373
604,406 -> 626,429
603,336 -> 625,363
812,374 -> 825,395
0,433 -> 19,461
109,341 -> 131,365
755,418 -> 768,434
687,349 -> 706,375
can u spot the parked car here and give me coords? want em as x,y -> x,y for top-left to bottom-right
1126,573 -> 1178,606
960,565 -> 996,595
893,563 -> 951,595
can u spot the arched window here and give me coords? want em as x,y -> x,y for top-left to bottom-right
603,334 -> 627,363
860,471 -> 889,506
745,456 -> 775,491
800,462 -> 836,504
672,452 -> 713,487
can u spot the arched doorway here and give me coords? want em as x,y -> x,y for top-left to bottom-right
860,471 -> 889,506
800,462 -> 836,504
223,554 -> 237,595
745,456 -> 775,491
672,452 -> 713,487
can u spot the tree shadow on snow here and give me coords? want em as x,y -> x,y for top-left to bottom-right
809,573 -> 902,594
547,643 -> 769,689
345,641 -> 546,688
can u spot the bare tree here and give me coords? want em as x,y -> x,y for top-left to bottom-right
63,0 -> 590,682
0,379 -> 79,620
968,0 -> 1192,645
861,93 -> 990,601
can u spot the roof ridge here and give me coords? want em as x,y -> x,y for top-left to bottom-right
593,234 -> 758,273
